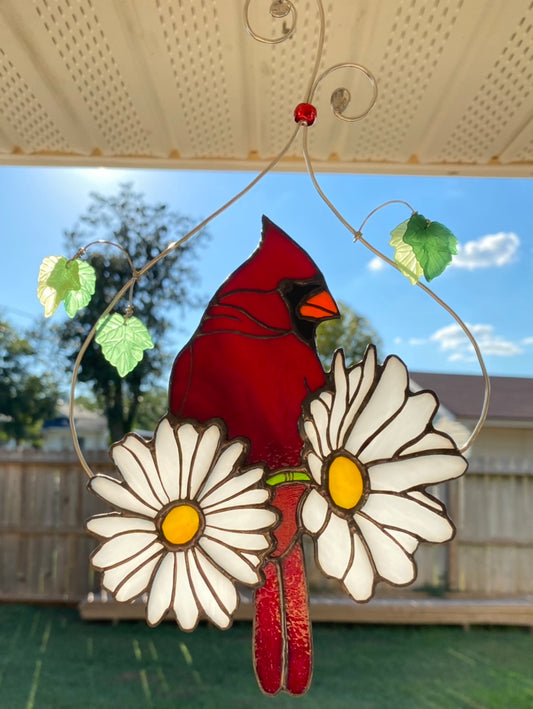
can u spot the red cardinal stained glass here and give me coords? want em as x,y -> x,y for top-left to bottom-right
87,215 -> 467,697
169,215 -> 339,694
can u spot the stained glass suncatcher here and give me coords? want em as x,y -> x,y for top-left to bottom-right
87,217 -> 468,695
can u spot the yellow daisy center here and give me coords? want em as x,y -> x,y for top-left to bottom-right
161,504 -> 201,545
327,455 -> 365,510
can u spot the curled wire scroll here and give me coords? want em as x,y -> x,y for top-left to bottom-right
69,0 -> 489,477
243,0 -> 297,43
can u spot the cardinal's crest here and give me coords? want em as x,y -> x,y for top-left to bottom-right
87,218 -> 467,695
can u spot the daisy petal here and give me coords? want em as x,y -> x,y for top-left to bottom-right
205,507 -> 276,532
188,549 -> 231,629
388,529 -> 419,553
346,356 -> 363,402
122,436 -> 170,504
306,452 -> 323,484
174,551 -> 199,631
356,515 -> 415,585
408,490 -> 445,511
115,554 -> 161,602
147,552 -> 175,626
242,552 -> 260,564
363,493 -> 454,542
359,392 -> 438,464
301,489 -> 329,534
196,440 -> 246,500
92,531 -> 159,569
201,488 -> 269,514
319,390 -> 333,410
203,527 -> 270,551
89,476 -> 157,517
338,346 -> 376,443
304,418 -> 326,459
195,549 -> 239,617
188,425 -> 222,499
369,454 -> 467,492
317,513 -> 352,580
344,356 -> 407,457
102,543 -> 163,594
112,439 -> 165,509
199,537 -> 260,585
154,418 -> 181,501
177,423 -> 199,499
86,514 -> 155,538
328,351 -> 349,450
310,397 -> 331,455
343,534 -> 374,601
199,467 -> 263,507
401,432 -> 454,455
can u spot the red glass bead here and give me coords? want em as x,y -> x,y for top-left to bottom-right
294,103 -> 317,126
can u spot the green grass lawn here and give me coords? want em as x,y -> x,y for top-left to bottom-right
0,604 -> 532,709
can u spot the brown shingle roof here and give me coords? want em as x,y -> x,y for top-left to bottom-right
410,373 -> 533,422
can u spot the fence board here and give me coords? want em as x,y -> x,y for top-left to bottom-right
454,471 -> 533,594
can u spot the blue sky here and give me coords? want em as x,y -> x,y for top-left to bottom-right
1,165 -> 532,380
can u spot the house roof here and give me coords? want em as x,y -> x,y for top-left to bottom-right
411,372 -> 533,423
42,404 -> 107,433
0,0 -> 531,176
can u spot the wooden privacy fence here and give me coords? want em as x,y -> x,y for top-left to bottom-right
1,451 -> 532,603
453,456 -> 533,595
0,450 -> 110,602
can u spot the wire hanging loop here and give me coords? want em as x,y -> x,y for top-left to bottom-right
309,62 -> 378,122
244,0 -> 297,44
301,128 -> 490,454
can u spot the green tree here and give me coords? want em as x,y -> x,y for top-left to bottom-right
317,301 -> 382,369
58,183 -> 208,442
133,386 -> 168,433
0,318 -> 59,446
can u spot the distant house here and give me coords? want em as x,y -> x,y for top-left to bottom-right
410,372 -> 533,471
42,404 -> 108,451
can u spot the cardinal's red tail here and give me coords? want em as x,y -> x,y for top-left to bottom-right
253,483 -> 312,695
253,545 -> 312,695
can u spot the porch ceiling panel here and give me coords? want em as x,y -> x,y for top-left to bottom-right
0,0 -> 531,176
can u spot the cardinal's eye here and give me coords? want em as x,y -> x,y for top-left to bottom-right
282,281 -> 322,315
280,280 -> 338,344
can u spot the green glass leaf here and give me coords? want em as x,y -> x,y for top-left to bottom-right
64,261 -> 96,317
37,256 -> 80,317
95,313 -> 154,377
402,213 -> 458,281
389,218 -> 424,285
47,257 -> 80,296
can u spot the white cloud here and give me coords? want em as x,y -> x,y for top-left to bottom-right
408,338 -> 427,346
430,323 -> 523,361
367,257 -> 386,272
452,232 -> 519,270
522,337 -> 533,346
449,352 -> 472,363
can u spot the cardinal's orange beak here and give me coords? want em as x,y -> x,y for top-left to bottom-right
299,290 -> 339,321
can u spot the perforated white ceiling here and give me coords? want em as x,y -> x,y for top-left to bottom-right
0,0 -> 531,176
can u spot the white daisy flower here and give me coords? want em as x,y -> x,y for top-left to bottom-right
87,416 -> 277,629
299,346 -> 467,602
